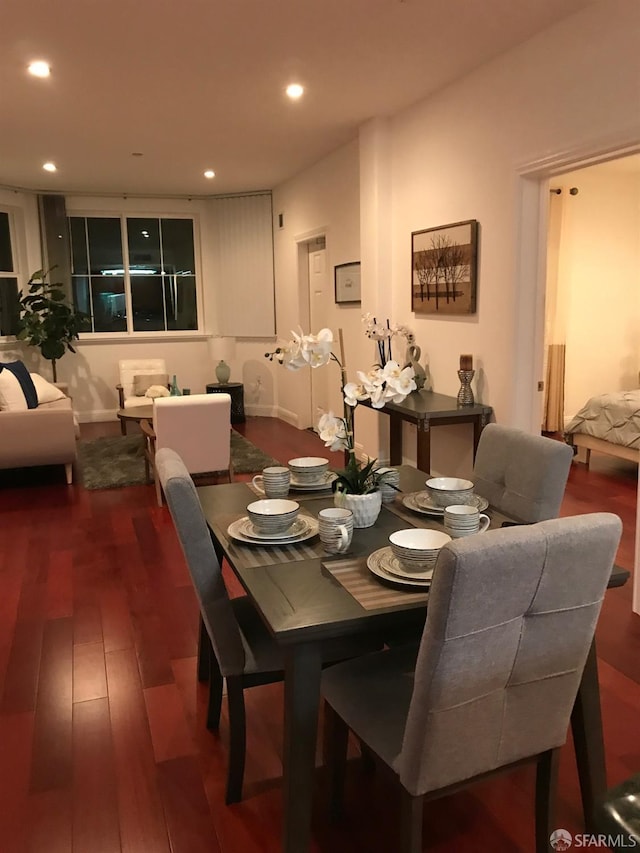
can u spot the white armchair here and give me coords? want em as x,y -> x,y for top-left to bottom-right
142,393 -> 232,506
117,358 -> 168,433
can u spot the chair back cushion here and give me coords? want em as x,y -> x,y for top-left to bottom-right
156,448 -> 246,676
118,358 -> 167,401
395,513 -> 621,796
153,394 -> 231,475
473,423 -> 573,522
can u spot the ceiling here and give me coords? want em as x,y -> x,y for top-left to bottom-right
0,0 -> 597,198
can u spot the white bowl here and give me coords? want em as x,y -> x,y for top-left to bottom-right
247,499 -> 300,534
389,528 -> 451,571
426,477 -> 475,507
288,456 -> 329,472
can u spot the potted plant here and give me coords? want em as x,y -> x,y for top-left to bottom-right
266,323 -> 416,527
16,268 -> 86,382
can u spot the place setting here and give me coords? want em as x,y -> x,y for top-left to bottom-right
227,498 -> 319,546
403,476 -> 489,517
287,456 -> 337,492
367,528 -> 451,590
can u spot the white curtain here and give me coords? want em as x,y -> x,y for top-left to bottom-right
542,190 -> 568,433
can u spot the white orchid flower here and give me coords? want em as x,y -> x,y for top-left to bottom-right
298,327 -> 333,368
343,381 -> 368,407
318,411 -> 349,452
368,383 -> 388,408
381,360 -> 403,382
280,337 -> 307,370
385,366 -> 417,402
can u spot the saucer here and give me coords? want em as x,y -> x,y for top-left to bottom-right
227,515 -> 319,546
403,491 -> 488,516
367,547 -> 433,587
289,472 -> 337,491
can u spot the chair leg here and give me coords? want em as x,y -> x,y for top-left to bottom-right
399,788 -> 423,853
206,654 -> 224,732
197,615 -> 211,683
536,748 -> 560,853
121,419 -> 127,436
154,469 -> 163,506
324,701 -> 349,821
225,675 -> 246,805
360,741 -> 376,776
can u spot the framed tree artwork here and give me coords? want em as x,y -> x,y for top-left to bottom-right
411,219 -> 478,315
334,261 -> 361,304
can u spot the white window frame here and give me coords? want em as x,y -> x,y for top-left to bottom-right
0,207 -> 23,341
70,209 -> 205,340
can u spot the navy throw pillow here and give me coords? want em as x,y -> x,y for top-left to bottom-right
0,361 -> 38,409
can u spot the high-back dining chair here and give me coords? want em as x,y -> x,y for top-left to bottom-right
144,393 -> 232,506
321,513 -> 621,853
473,423 -> 574,523
156,448 -> 383,804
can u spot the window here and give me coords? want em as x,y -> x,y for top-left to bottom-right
0,211 -> 20,336
69,215 -> 199,333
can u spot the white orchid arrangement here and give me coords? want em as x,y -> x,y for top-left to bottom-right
361,313 -> 415,366
266,325 -> 416,493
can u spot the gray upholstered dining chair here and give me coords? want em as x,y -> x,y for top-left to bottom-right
472,423 -> 574,523
156,447 -> 382,804
321,513 -> 622,853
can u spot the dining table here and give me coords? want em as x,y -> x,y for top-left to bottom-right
197,465 -> 628,852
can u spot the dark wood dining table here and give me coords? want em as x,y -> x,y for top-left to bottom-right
197,465 -> 628,852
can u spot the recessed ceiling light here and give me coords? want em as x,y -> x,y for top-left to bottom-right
42,162 -> 57,172
204,170 -> 215,179
286,83 -> 304,100
28,60 -> 51,78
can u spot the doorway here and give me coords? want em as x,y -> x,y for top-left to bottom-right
540,155 -> 640,437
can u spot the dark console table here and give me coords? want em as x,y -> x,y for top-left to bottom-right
359,389 -> 493,473
206,382 -> 245,424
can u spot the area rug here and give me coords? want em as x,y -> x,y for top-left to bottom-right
77,431 -> 280,490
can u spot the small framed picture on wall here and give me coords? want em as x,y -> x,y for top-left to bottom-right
334,261 -> 361,304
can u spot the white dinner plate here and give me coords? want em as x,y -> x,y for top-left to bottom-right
227,515 -> 319,546
367,547 -> 433,588
289,472 -> 337,491
402,491 -> 488,516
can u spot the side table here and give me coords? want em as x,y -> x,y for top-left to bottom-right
206,382 -> 245,424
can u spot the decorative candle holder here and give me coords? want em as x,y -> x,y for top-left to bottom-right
457,369 -> 475,406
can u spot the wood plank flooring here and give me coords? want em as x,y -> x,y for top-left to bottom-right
0,418 -> 638,852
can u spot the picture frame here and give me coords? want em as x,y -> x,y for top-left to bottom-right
334,261 -> 361,304
411,219 -> 478,315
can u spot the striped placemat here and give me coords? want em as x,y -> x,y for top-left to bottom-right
323,557 -> 429,611
215,513 -> 324,568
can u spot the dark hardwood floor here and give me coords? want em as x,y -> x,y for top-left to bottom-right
0,418 -> 638,852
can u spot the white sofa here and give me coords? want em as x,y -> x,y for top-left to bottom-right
0,384 -> 77,483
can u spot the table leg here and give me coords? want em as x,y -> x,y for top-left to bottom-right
389,414 -> 403,465
417,421 -> 431,474
283,642 -> 323,853
571,639 -> 607,831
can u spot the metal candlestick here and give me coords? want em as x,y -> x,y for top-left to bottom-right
457,369 -> 475,406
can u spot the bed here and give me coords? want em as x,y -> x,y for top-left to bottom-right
564,390 -> 640,467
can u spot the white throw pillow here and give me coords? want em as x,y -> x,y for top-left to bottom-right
0,363 -> 38,411
30,373 -> 66,405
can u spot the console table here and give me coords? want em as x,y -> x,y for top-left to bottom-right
359,389 -> 493,473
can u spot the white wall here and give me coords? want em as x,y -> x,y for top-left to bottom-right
271,140 -> 361,430
557,164 -> 640,420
